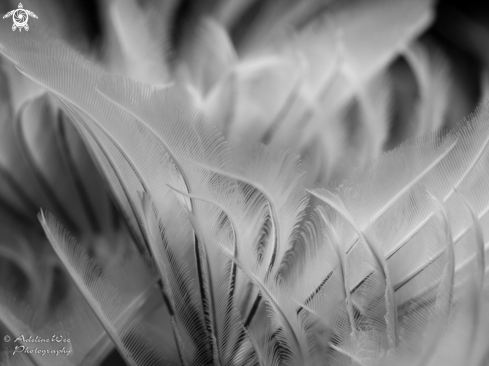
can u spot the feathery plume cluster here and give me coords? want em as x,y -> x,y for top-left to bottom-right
0,0 -> 488,365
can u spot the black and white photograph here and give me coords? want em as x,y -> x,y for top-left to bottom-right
0,0 -> 488,365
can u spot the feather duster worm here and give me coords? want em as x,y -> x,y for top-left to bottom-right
1,0 -> 489,365
0,18 -> 489,365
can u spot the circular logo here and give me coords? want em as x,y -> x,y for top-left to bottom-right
12,9 -> 28,28
3,335 -> 10,342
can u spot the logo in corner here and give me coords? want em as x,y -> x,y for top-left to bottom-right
3,3 -> 37,32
